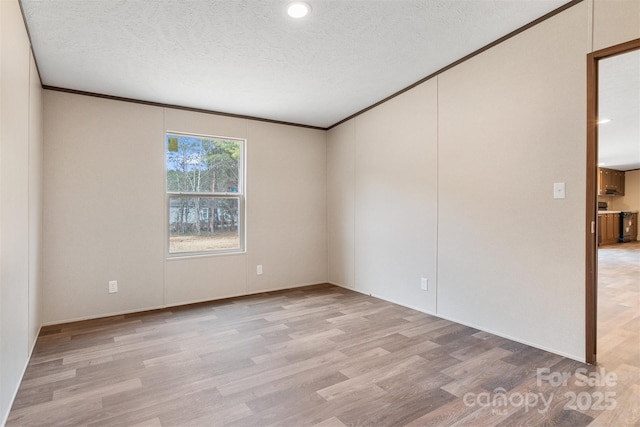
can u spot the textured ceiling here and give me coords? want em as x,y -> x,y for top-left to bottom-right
598,50 -> 640,171
21,0 -> 574,129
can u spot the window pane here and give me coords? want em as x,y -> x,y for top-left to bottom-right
169,196 -> 240,253
166,135 -> 241,193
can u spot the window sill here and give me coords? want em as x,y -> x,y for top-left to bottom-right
166,250 -> 246,261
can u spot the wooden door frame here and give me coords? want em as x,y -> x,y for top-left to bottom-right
585,38 -> 640,365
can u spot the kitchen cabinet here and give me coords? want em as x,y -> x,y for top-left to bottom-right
598,212 -> 620,245
598,167 -> 625,195
612,170 -> 625,195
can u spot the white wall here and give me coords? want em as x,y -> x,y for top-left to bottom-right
327,79 -> 439,314
327,120 -> 355,289
28,52 -> 43,355
0,0 -> 43,423
592,0 -> 640,51
327,1 -> 639,361
437,5 -> 588,359
42,92 -> 327,323
245,120 -> 327,294
43,93 -> 166,321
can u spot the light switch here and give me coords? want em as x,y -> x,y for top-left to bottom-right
553,182 -> 566,199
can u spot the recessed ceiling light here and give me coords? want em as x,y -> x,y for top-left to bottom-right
287,2 -> 311,18
598,118 -> 612,124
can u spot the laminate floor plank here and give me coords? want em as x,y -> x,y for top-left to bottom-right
6,245 -> 639,427
312,416 -> 347,427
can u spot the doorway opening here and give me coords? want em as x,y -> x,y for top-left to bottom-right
585,38 -> 640,364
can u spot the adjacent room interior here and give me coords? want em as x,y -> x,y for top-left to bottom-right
1,0 -> 639,425
594,46 -> 640,399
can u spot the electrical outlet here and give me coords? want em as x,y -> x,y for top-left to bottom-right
421,278 -> 428,291
257,265 -> 263,275
553,182 -> 566,199
108,280 -> 118,293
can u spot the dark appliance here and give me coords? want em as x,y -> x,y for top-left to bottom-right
598,201 -> 608,210
619,212 -> 635,243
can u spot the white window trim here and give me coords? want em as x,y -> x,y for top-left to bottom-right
165,131 -> 246,258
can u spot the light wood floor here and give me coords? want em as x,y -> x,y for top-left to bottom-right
6,244 -> 639,426
592,240 -> 640,426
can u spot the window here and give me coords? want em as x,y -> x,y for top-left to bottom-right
166,133 -> 244,255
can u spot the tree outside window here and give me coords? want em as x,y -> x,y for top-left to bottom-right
166,133 -> 244,255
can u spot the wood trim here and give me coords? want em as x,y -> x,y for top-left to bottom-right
585,51 -> 598,365
329,0 -> 584,129
585,38 -> 640,365
591,38 -> 640,60
41,86 -> 327,131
